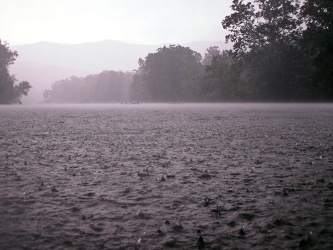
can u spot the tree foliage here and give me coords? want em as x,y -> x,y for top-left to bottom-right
13,80 -> 32,103
44,70 -> 133,103
131,45 -> 204,102
202,46 -> 221,66
202,51 -> 239,101
202,0 -> 333,101
222,0 -> 302,55
130,0 -> 332,102
0,40 -> 31,104
301,0 -> 333,98
8,0 -> 333,103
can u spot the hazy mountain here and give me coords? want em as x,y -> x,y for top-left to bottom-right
9,40 -> 231,104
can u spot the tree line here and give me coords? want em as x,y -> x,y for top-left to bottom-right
131,0 -> 333,102
43,71 -> 132,103
0,40 -> 32,104
214,0 -> 333,101
2,0 -> 332,104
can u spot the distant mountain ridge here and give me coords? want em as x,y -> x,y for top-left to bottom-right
12,40 -> 231,72
9,40 -> 231,104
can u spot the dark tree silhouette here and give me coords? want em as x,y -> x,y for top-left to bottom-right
0,39 -> 32,104
215,0 -> 324,101
131,45 -> 204,102
202,46 -> 221,66
301,0 -> 333,99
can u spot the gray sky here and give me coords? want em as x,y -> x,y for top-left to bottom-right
0,0 -> 233,45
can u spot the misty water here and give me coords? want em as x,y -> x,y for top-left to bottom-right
1,103 -> 333,249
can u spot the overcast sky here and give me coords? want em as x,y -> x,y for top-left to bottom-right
0,0 -> 233,45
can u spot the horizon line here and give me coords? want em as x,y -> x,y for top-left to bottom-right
11,39 -> 228,47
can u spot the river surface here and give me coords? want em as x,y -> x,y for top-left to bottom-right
0,103 -> 333,249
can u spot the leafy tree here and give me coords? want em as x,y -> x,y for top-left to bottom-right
43,89 -> 52,102
0,40 -> 17,103
202,51 -> 240,101
13,80 -> 32,103
202,46 -> 221,66
220,0 -> 313,101
130,67 -> 151,102
132,45 -> 204,102
0,39 -> 31,104
301,0 -> 333,99
222,0 -> 302,56
241,42 -> 312,100
44,70 -> 133,103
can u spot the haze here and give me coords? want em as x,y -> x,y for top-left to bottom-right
1,0 -> 234,104
1,0 -> 231,45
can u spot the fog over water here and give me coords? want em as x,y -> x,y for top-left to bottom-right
1,103 -> 333,249
3,102 -> 333,113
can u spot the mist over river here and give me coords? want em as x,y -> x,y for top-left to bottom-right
1,103 -> 333,249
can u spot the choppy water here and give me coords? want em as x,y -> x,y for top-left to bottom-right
0,103 -> 333,249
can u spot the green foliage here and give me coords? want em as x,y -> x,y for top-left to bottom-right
131,45 -> 204,102
44,70 -> 133,103
0,39 -> 31,104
